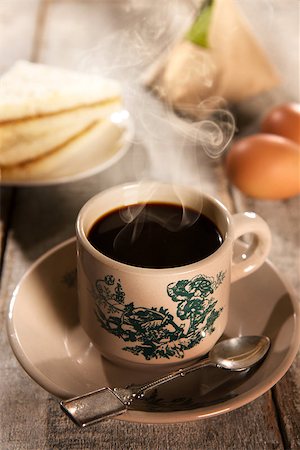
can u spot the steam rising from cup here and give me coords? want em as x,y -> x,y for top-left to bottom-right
76,0 -> 236,247
112,181 -> 204,254
76,1 -> 235,175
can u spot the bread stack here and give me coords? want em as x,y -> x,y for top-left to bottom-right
0,61 -> 124,181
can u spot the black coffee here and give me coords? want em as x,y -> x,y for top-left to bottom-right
87,202 -> 223,268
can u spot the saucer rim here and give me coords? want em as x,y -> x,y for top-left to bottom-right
6,237 -> 300,424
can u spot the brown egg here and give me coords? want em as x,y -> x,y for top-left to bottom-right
225,133 -> 300,199
261,103 -> 300,144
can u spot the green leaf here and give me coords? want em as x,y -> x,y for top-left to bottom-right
185,0 -> 214,48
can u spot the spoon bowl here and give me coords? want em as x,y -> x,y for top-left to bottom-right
210,335 -> 271,371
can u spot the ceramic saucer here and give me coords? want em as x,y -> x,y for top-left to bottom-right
7,238 -> 300,424
1,111 -> 134,187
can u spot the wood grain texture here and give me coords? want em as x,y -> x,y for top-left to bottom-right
43,393 -> 284,450
0,0 -> 299,449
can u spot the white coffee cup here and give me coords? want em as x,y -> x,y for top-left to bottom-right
76,182 -> 271,367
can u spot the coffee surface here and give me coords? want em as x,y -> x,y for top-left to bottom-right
87,202 -> 223,268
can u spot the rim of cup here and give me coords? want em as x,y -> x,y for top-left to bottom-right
76,181 -> 233,274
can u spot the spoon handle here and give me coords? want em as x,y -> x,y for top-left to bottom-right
60,357 -> 212,427
129,357 -> 212,397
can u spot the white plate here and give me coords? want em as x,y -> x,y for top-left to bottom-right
7,238 -> 300,424
1,111 -> 134,187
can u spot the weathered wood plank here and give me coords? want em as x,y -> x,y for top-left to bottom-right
0,0 -> 298,449
42,392 -> 284,450
273,363 -> 300,450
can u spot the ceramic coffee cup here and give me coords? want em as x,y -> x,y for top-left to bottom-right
76,182 -> 271,367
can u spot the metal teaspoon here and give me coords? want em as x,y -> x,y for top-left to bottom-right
60,335 -> 270,427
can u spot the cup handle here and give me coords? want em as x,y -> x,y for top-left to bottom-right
231,212 -> 271,283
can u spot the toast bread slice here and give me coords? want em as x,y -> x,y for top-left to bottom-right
0,100 -> 121,166
1,119 -> 124,181
0,60 -> 121,122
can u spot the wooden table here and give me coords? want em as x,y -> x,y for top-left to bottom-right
0,1 -> 299,448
